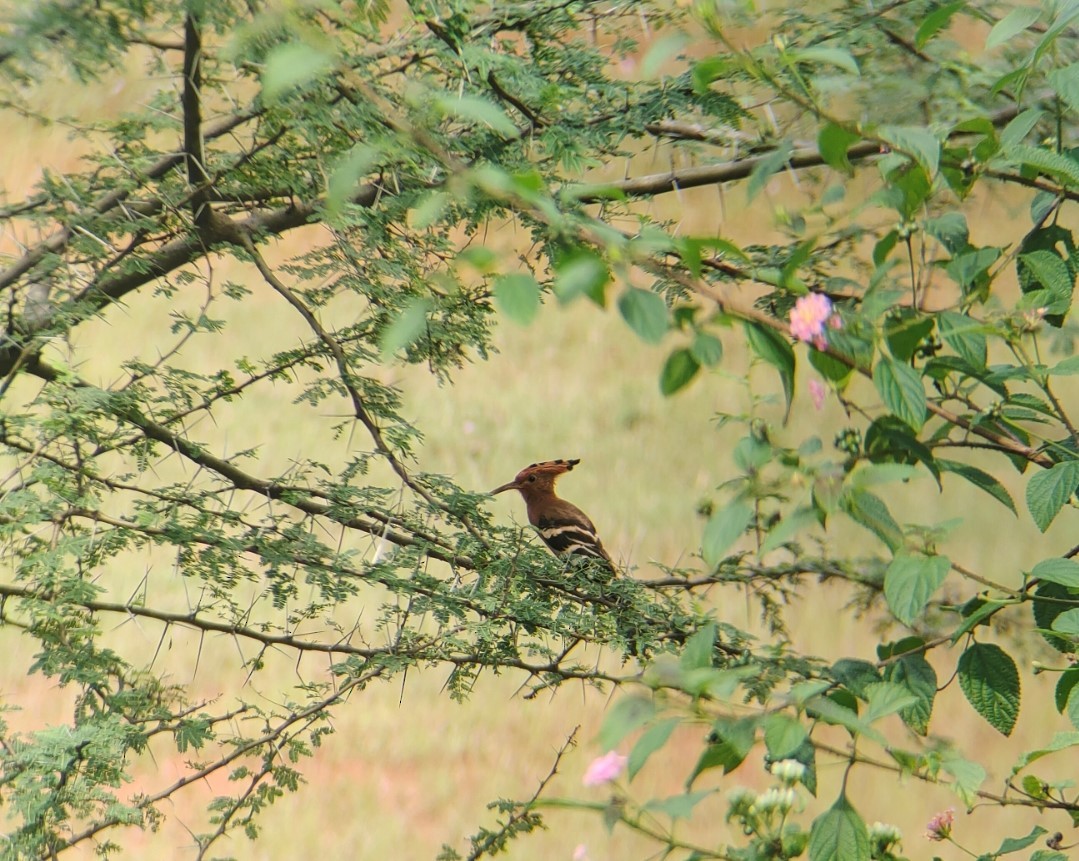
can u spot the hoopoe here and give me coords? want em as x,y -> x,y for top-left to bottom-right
490,458 -> 615,571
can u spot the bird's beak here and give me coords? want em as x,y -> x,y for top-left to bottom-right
489,481 -> 519,495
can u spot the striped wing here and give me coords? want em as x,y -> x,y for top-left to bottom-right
535,512 -> 613,566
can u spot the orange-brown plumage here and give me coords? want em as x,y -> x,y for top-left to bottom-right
490,458 -> 613,568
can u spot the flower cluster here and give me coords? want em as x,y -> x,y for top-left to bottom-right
789,293 -> 840,349
581,751 -> 627,787
925,808 -> 954,841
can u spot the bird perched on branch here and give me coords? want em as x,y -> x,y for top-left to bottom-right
490,458 -> 614,571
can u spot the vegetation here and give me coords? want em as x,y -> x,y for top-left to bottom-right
1,0 -> 1079,858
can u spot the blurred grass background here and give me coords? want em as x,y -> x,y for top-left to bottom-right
2,12 -> 1078,861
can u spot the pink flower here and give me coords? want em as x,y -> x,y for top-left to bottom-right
925,808 -> 954,841
573,845 -> 590,861
808,378 -> 827,411
789,294 -> 835,348
582,751 -> 627,786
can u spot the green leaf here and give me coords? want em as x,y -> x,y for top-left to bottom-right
986,4 -> 1042,49
659,348 -> 700,396
873,357 -> 927,430
808,793 -> 870,861
761,506 -> 820,553
745,322 -> 795,417
1033,581 -> 1079,652
884,309 -> 933,362
1000,109 -> 1044,150
941,750 -> 986,806
884,653 -> 936,735
643,789 -> 715,820
764,713 -> 807,759
862,681 -> 919,724
628,718 -> 679,780
878,125 -> 940,176
937,458 -> 1016,514
818,123 -> 859,174
884,553 -> 950,625
1050,63 -> 1079,112
261,41 -> 336,102
1050,607 -> 1079,637
831,659 -> 880,699
493,274 -> 541,325
598,696 -> 655,751
639,31 -> 690,78
1026,461 -> 1079,531
1055,668 -> 1079,716
1067,683 -> 1079,731
702,503 -> 752,566
1020,250 -> 1075,308
790,47 -> 860,76
915,0 -> 966,49
378,298 -> 430,359
680,623 -> 716,671
1008,145 -> 1079,188
554,250 -> 609,304
690,332 -> 723,367
326,144 -> 379,217
996,826 -> 1048,856
957,643 -> 1020,736
1049,355 -> 1079,375
747,141 -> 794,202
688,718 -> 756,785
1031,557 -> 1079,589
437,94 -> 517,135
937,311 -> 987,367
841,489 -> 904,552
617,288 -> 667,344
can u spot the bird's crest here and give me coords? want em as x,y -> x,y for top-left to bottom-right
512,457 -> 579,485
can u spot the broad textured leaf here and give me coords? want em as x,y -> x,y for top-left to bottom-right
884,553 -> 950,625
1050,607 -> 1079,637
659,348 -> 700,396
690,332 -> 723,367
941,751 -> 986,806
879,125 -> 940,176
763,713 -> 807,759
958,643 -> 1020,735
937,311 -> 987,367
862,681 -> 919,724
1055,668 -> 1079,716
493,274 -> 541,325
987,5 -> 1042,48
996,826 -> 1049,856
831,659 -> 880,699
1030,557 -> 1079,589
747,140 -> 794,202
598,696 -> 655,750
745,322 -> 795,416
1033,581 -> 1079,652
680,623 -> 716,671
915,0 -> 966,48
618,288 -> 668,344
628,718 -> 679,780
702,503 -> 752,565
688,718 -> 755,786
841,489 -> 903,552
873,357 -> 927,430
1026,460 -> 1079,531
809,794 -> 870,861
818,123 -> 859,174
938,458 -> 1016,514
884,653 -> 936,735
1008,145 -> 1079,187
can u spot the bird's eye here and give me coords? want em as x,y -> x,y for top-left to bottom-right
527,475 -> 536,482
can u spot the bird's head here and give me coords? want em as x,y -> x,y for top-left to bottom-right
490,458 -> 580,500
